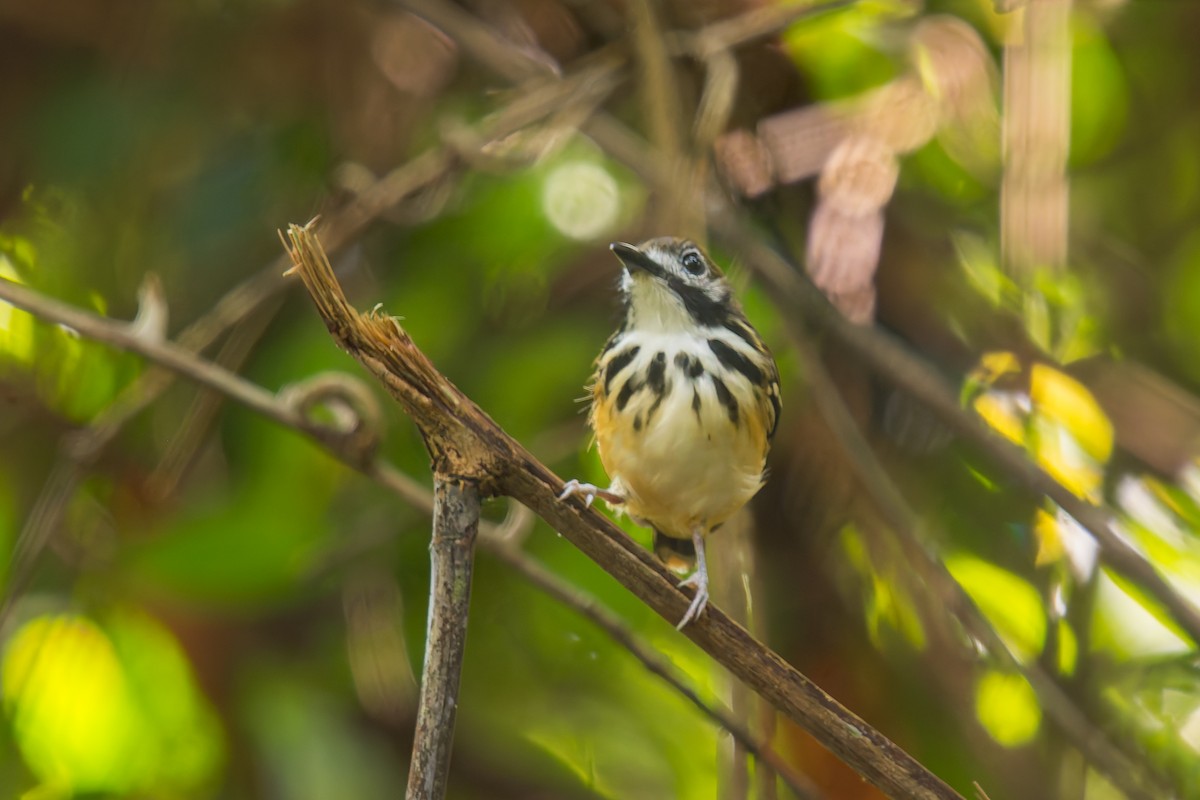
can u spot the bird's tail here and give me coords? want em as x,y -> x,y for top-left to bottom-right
653,528 -> 696,572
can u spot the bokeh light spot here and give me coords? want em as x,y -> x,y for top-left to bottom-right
975,670 -> 1041,747
541,161 -> 619,241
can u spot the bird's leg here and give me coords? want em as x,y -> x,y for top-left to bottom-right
676,527 -> 709,629
558,479 -> 625,508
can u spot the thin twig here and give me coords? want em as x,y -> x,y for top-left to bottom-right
626,0 -> 698,237
397,0 -> 559,82
669,0 -> 856,60
149,296 -> 287,498
407,477 -> 480,800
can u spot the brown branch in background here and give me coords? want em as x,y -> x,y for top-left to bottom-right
280,222 -> 964,799
149,298 -> 286,499
406,478 -> 480,800
1001,0 -> 1071,276
670,0 -> 855,62
626,0 -> 702,238
396,0 -> 559,82
0,274 -> 810,793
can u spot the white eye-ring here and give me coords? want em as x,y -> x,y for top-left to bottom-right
681,249 -> 705,276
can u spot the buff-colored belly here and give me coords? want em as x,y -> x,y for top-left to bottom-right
593,364 -> 766,539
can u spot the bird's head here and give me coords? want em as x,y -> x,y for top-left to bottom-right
610,238 -> 734,332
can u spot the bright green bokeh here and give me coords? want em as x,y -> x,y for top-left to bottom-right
1071,15 -> 1129,167
2,611 -> 223,797
975,669 -> 1041,747
946,554 -> 1046,663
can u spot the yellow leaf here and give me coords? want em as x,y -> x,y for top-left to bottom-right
1030,363 -> 1113,463
946,554 -> 1046,663
1033,507 -> 1063,567
975,670 -> 1041,747
1056,620 -> 1078,676
2,615 -> 139,793
973,392 -> 1026,447
1031,417 -> 1104,502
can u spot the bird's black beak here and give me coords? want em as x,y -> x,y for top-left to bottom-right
610,242 -> 663,278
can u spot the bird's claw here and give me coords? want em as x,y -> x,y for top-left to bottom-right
675,528 -> 710,629
558,479 -> 599,507
676,572 -> 710,629
559,479 -> 625,508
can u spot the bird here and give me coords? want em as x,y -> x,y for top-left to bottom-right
560,237 -> 781,628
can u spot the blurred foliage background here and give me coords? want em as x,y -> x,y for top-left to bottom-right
2,0 -> 1200,798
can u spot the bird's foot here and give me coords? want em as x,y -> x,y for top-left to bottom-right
676,570 -> 709,629
558,479 -> 624,508
675,528 -> 710,629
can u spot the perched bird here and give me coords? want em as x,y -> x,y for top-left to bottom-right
560,238 -> 781,628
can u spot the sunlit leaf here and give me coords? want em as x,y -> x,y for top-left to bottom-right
842,527 -> 927,651
1030,364 -> 1113,464
781,7 -> 899,100
0,255 -> 36,368
975,669 -> 1041,747
972,392 -> 1027,447
1034,505 -> 1098,581
1033,507 -> 1064,568
1092,570 -> 1191,659
2,615 -> 138,794
105,610 -> 225,790
867,574 -> 928,651
1023,290 -> 1052,354
1031,418 -> 1104,502
1056,619 -> 1078,676
954,235 -> 1015,307
946,554 -> 1046,662
2,611 -> 222,796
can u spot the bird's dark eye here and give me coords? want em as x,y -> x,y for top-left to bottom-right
681,250 -> 706,276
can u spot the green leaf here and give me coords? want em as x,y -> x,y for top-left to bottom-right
2,610 -> 223,795
975,669 -> 1041,747
946,553 -> 1046,663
